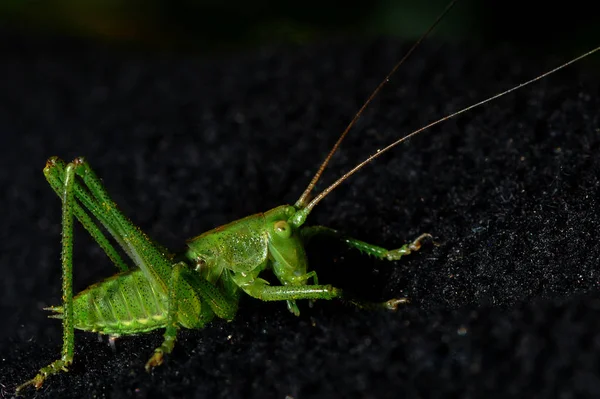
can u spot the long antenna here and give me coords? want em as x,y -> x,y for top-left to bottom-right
302,45 -> 600,214
294,0 -> 459,209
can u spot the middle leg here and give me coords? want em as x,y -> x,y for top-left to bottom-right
236,278 -> 408,313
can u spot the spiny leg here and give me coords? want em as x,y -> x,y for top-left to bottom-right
46,157 -> 165,272
182,269 -> 238,321
47,157 -> 173,293
18,157 -> 177,392
145,262 -> 185,372
43,157 -> 129,272
301,226 -> 432,261
16,163 -> 78,393
235,279 -> 407,313
46,157 -> 143,268
67,157 -> 174,293
276,268 -> 319,315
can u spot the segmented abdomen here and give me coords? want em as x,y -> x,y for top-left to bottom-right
72,270 -> 168,335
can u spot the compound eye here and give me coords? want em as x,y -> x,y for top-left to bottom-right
274,220 -> 292,238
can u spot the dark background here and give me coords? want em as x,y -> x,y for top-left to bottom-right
1,0 -> 598,54
1,1 -> 600,398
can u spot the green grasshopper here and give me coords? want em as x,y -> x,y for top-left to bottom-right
16,1 -> 600,393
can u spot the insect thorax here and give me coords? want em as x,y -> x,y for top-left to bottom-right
185,205 -> 307,283
186,210 -> 271,274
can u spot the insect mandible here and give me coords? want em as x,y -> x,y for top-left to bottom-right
16,0 -> 600,393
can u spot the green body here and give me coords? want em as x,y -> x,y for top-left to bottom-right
71,205 -> 307,336
16,157 -> 428,392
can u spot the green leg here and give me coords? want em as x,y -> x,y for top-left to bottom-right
145,262 -> 185,372
182,269 -> 238,321
301,226 -> 432,261
69,157 -> 173,292
46,157 -> 173,293
144,262 -> 241,371
16,163 -> 78,393
279,269 -> 318,316
236,279 -> 407,313
240,280 -> 342,301
43,157 -> 129,272
46,157 -> 152,270
17,157 -> 177,393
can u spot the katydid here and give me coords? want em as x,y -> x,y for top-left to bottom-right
16,2 -> 600,394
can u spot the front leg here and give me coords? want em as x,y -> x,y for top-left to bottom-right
301,226 -> 432,261
282,270 -> 318,316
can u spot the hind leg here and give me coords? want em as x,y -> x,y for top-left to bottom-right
16,162 -> 79,393
43,157 -> 129,272
17,157 -> 176,393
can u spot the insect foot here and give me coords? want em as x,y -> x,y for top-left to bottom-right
16,358 -> 72,394
383,298 -> 410,311
384,233 -> 433,260
145,349 -> 165,372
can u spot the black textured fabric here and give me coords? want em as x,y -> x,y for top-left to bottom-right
1,36 -> 599,398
